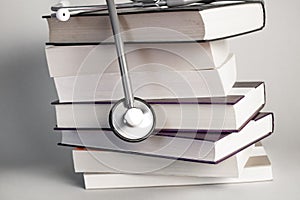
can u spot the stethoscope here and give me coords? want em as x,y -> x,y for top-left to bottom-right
51,0 -> 248,142
51,0 -> 249,21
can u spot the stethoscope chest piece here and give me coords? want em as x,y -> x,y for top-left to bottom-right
109,98 -> 156,142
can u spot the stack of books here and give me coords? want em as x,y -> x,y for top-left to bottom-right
44,0 -> 274,189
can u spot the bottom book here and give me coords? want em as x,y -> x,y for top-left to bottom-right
82,145 -> 272,189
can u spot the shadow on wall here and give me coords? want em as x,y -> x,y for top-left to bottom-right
0,39 -> 71,167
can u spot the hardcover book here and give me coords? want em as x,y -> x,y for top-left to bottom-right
45,40 -> 230,77
53,82 -> 265,131
58,112 -> 274,163
53,53 -> 236,102
72,144 -> 255,177
44,1 -> 265,43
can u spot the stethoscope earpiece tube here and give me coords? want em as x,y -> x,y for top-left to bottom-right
106,0 -> 135,109
106,0 -> 156,142
166,0 -> 214,7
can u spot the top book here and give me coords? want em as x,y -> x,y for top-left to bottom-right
44,1 -> 265,43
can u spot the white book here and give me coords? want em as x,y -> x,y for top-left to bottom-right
59,113 -> 273,163
72,144 -> 254,178
45,2 -> 265,43
82,148 -> 272,189
53,53 -> 236,102
45,40 -> 230,77
53,82 -> 265,131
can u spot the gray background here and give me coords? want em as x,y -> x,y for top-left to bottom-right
0,0 -> 299,199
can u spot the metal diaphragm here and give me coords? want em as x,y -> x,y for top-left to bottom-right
109,98 -> 156,142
